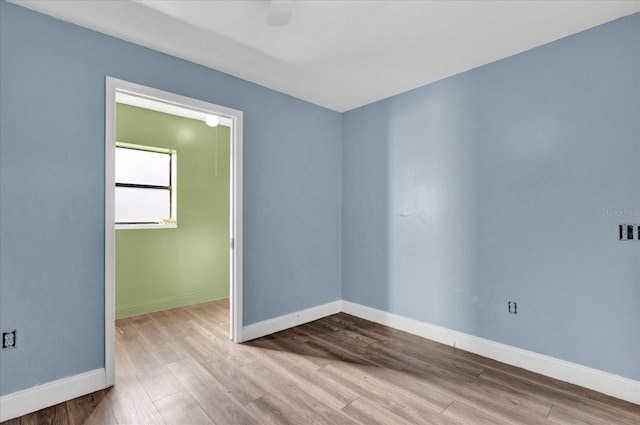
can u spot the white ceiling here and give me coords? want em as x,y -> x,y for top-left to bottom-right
12,0 -> 640,112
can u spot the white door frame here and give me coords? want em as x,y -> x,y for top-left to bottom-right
104,77 -> 243,386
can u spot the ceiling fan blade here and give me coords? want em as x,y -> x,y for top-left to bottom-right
267,0 -> 296,26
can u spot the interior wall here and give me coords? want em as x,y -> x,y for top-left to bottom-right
115,104 -> 230,319
0,0 -> 342,396
1,0 -> 638,401
342,12 -> 640,381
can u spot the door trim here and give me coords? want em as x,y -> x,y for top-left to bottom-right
104,77 -> 243,386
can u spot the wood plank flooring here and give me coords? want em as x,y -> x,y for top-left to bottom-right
3,299 -> 639,424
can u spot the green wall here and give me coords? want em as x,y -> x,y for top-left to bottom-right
115,104 -> 230,319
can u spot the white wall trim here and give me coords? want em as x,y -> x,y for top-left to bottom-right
105,76 -> 245,365
104,78 -> 116,387
230,103 -> 244,343
341,300 -> 640,405
3,300 -> 637,420
0,369 -> 106,422
242,300 -> 342,342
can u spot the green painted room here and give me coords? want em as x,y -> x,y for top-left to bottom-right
115,104 -> 231,319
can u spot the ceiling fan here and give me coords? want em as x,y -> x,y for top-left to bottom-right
267,0 -> 296,26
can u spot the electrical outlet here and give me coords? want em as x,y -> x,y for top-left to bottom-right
620,224 -> 640,241
2,330 -> 16,349
508,302 -> 518,314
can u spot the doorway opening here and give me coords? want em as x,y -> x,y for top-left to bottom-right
104,77 -> 244,386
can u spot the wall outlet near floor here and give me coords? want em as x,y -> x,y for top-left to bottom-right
2,330 -> 17,349
508,302 -> 518,314
619,224 -> 639,240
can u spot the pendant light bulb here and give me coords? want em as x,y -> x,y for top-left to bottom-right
205,114 -> 219,127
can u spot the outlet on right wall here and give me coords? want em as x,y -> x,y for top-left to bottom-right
342,12 -> 640,381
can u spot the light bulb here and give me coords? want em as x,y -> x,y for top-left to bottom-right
205,114 -> 219,127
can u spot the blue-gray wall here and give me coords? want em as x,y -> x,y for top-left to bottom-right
343,12 -> 640,380
1,0 -> 638,398
0,1 -> 341,396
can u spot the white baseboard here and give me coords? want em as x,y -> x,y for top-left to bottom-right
341,300 -> 640,405
0,368 -> 107,422
3,300 -> 637,422
241,300 -> 342,342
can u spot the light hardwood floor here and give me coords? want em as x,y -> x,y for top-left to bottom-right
3,299 -> 639,424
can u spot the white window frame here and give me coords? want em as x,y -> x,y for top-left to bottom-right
115,142 -> 178,230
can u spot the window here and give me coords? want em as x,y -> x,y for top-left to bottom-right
115,144 -> 177,228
